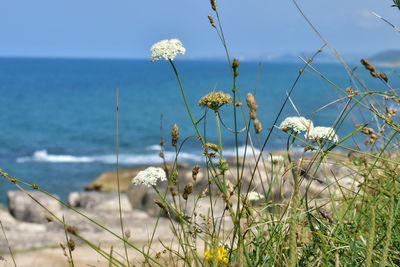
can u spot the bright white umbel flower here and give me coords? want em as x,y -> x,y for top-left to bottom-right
279,116 -> 313,133
308,126 -> 339,143
132,167 -> 167,187
247,191 -> 265,202
150,39 -> 186,61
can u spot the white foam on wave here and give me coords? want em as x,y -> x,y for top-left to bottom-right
16,149 -> 202,165
223,145 -> 262,158
16,145 -> 278,165
146,144 -> 162,151
17,150 -> 94,163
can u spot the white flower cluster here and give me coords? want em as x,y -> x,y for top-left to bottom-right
150,39 -> 186,61
279,116 -> 313,133
247,191 -> 265,202
279,116 -> 339,143
132,167 -> 167,187
308,126 -> 339,143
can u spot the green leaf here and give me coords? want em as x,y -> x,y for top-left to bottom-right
393,0 -> 400,10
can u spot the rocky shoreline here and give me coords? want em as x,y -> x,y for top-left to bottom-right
0,156 -> 358,265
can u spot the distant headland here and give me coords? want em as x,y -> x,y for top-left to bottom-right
369,50 -> 400,67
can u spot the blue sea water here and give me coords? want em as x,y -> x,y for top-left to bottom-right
0,57 -> 396,203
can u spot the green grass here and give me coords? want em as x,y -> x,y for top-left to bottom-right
1,1 -> 400,266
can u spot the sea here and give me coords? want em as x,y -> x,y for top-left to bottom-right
0,57 -> 396,203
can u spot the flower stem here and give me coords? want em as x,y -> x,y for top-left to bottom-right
215,111 -> 223,158
169,60 -> 203,142
287,133 -> 298,267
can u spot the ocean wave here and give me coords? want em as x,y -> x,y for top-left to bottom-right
16,145 -> 276,165
16,150 -> 94,163
146,144 -> 267,158
222,145 -> 262,158
16,150 -> 202,165
146,144 -> 162,151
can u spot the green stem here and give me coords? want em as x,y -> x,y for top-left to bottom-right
287,134 -> 298,267
380,195 -> 395,267
215,111 -> 223,158
115,88 -> 130,266
169,60 -> 203,141
0,220 -> 17,267
365,206 -> 376,267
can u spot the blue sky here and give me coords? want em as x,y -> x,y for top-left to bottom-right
0,0 -> 398,59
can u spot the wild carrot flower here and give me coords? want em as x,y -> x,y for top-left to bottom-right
150,39 -> 186,61
132,167 -> 167,187
279,116 -> 313,133
204,246 -> 229,264
199,91 -> 232,111
308,126 -> 339,143
247,191 -> 265,202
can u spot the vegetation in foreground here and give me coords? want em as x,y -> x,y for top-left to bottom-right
1,0 -> 400,266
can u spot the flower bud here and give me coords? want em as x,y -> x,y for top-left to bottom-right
171,123 -> 179,147
208,15 -> 216,27
360,59 -> 376,72
192,164 -> 200,181
183,183 -> 193,200
370,71 -> 379,78
379,72 -> 388,82
210,0 -> 217,11
254,119 -> 263,134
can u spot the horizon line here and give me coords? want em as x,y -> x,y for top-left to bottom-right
0,55 -> 355,63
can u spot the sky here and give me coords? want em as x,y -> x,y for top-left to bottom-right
0,0 -> 399,59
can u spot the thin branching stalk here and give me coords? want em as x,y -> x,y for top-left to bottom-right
293,0 -> 393,115
144,115 -> 171,261
365,206 -> 376,267
109,245 -> 114,267
371,11 -> 400,33
115,88 -> 130,266
287,134 -> 299,266
62,216 -> 75,267
0,220 -> 17,267
168,60 -> 226,194
234,47 -> 325,251
169,60 -> 201,139
380,195 -> 395,267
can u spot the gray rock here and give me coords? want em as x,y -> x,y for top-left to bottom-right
0,203 -> 16,223
128,187 -> 172,217
126,185 -> 149,209
7,191 -> 61,223
68,191 -> 132,211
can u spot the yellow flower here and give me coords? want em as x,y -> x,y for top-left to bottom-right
204,246 -> 229,264
217,247 -> 228,264
221,256 -> 229,264
204,249 -> 214,261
